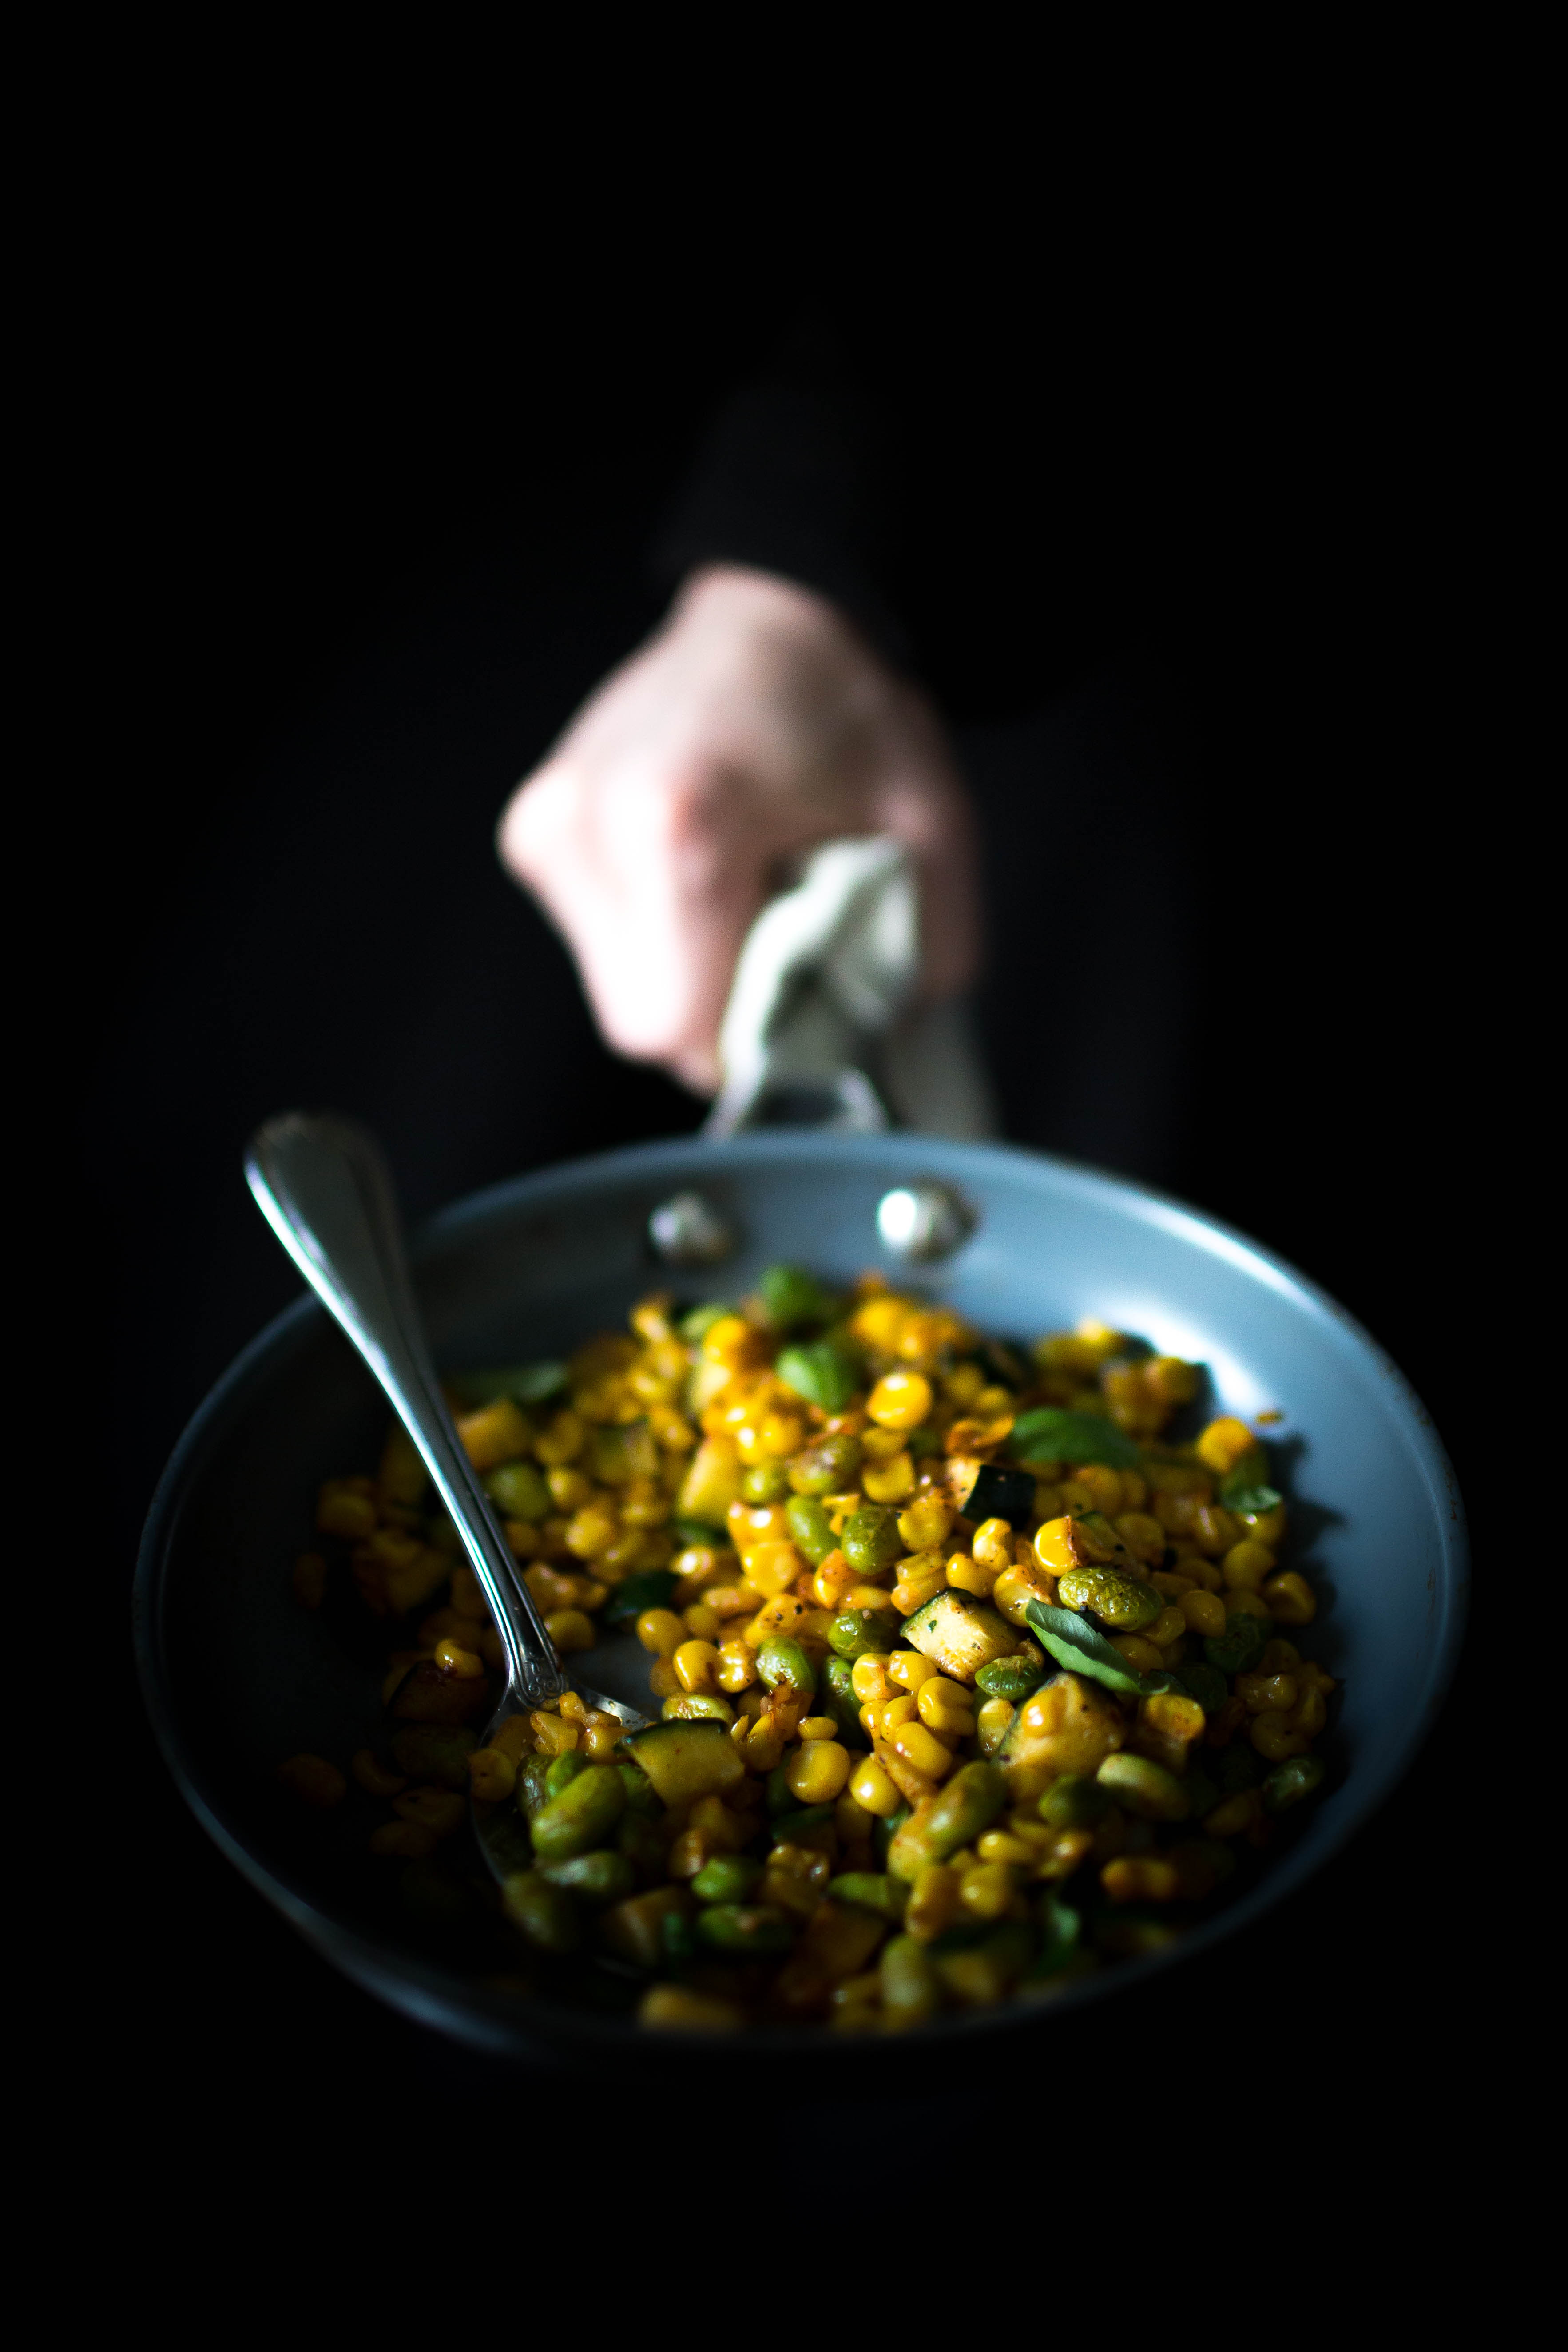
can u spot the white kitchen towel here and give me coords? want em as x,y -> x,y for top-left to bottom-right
703,836 -> 998,1140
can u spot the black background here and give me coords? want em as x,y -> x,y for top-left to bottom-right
73,221 -> 1482,2149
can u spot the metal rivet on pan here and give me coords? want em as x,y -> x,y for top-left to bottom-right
647,1190 -> 735,1265
876,1182 -> 976,1263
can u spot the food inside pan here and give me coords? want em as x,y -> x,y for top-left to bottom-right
279,1268 -> 1333,2030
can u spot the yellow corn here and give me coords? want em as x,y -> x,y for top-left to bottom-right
1146,1605 -> 1187,1649
867,1368 -> 933,1428
456,1397 -> 533,1471
673,1638 -> 722,1694
635,1608 -> 686,1657
1222,1538 -> 1277,1591
786,1739 -> 852,1804
971,1517 -> 1015,1572
1195,1416 -> 1256,1475
977,1696 -> 1015,1755
1110,1635 -> 1165,1674
890,1555 -> 949,1615
529,1709 -> 579,1754
1101,1856 -> 1181,1902
433,1636 -> 484,1679
888,1716 -> 955,1781
977,1829 -> 1037,1868
467,1748 -> 516,1802
917,1677 -> 976,1740
898,1491 -> 955,1550
1180,1588 -> 1227,1637
887,1649 -> 939,1692
1250,1711 -> 1310,1761
797,1714 -> 840,1744
715,1637 -> 758,1693
959,1860 -> 1017,1920
863,1452 -> 916,1503
1263,1571 -> 1317,1625
543,1609 -> 595,1653
638,1984 -> 742,2032
849,1755 -> 902,1817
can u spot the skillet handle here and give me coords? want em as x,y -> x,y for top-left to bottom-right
244,1111 -> 563,1709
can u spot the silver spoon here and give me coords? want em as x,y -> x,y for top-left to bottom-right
245,1111 -> 652,1886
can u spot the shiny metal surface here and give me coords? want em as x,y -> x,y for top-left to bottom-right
876,1179 -> 975,1261
244,1112 -> 651,1885
646,1187 -> 736,1265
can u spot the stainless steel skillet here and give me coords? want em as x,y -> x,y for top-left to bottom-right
135,1129 -> 1468,2063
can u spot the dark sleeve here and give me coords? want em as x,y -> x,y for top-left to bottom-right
649,323 -> 913,665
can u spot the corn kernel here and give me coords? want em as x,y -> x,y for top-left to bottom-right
849,1755 -> 902,1817
544,1609 -> 595,1653
890,1557 -> 948,1615
638,1984 -> 742,2032
879,1693 -> 919,1736
1110,1635 -> 1165,1673
977,1829 -> 1037,1868
898,1492 -> 955,1550
635,1607 -> 686,1657
1101,1856 -> 1181,1902
1147,1605 -> 1187,1648
786,1738 -> 852,1803
887,1649 -> 939,1692
672,1638 -> 721,1694
889,1716 -> 955,1781
1180,1587 -> 1227,1637
1203,1789 -> 1263,1837
1251,1711 -> 1310,1761
1222,1538 -> 1277,1591
917,1677 -> 977,1739
715,1637 -> 758,1693
467,1747 -> 516,1802
647,1657 -> 682,1698
434,1636 -> 485,1678
393,1786 -> 466,1835
1196,1416 -> 1256,1475
867,1369 -> 933,1430
850,1654 -> 895,1705
1263,1570 -> 1317,1625
959,1860 -> 1017,1920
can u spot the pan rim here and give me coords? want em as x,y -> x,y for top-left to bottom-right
135,1132 -> 1469,2054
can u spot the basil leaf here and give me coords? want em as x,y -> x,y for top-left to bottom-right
446,1360 -> 568,1408
776,1340 -> 860,1411
1219,1477 -> 1282,1514
673,1517 -> 735,1551
1010,1408 -> 1141,1471
758,1264 -> 840,1329
1023,1600 -> 1180,1698
600,1568 -> 681,1627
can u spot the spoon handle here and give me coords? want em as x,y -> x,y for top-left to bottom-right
244,1111 -> 563,1709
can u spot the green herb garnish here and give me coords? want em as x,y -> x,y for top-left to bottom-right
1219,1478 -> 1283,1514
1024,1600 -> 1180,1698
776,1340 -> 860,1411
1011,1408 -> 1142,1471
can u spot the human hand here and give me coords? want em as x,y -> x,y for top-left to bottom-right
497,564 -> 979,1093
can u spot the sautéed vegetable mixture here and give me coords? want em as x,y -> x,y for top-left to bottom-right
280,1269 -> 1333,2031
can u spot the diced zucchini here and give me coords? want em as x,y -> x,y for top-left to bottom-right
902,1590 -> 1019,1684
997,1670 -> 1126,1801
957,1462 -> 1037,1529
623,1717 -> 744,1805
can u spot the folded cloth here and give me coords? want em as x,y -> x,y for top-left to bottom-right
703,837 -> 998,1140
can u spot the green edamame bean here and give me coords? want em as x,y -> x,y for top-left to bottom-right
1177,1661 -> 1229,1715
538,1848 -> 635,1904
742,1460 -> 793,1504
529,1764 -> 626,1862
502,1869 -> 581,1954
1056,1565 -> 1164,1631
1262,1753 -> 1326,1813
819,1655 -> 867,1745
483,1459 -> 550,1520
389,1725 -> 478,1790
881,1934 -> 939,2027
694,1904 -> 794,1956
545,1751 -> 589,1800
785,1494 -> 838,1565
516,1752 -> 554,1818
841,1506 -> 902,1575
888,1760 -> 1008,1880
788,1433 -> 863,1495
1038,1774 -> 1111,1830
662,1908 -> 698,1963
759,1264 -> 838,1327
1204,1613 -> 1268,1675
756,1636 -> 817,1702
975,1648 -> 1047,1702
1096,1752 -> 1190,1821
827,1872 -> 905,1920
616,1759 -> 662,1817
827,1608 -> 901,1661
691,1854 -> 764,1904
